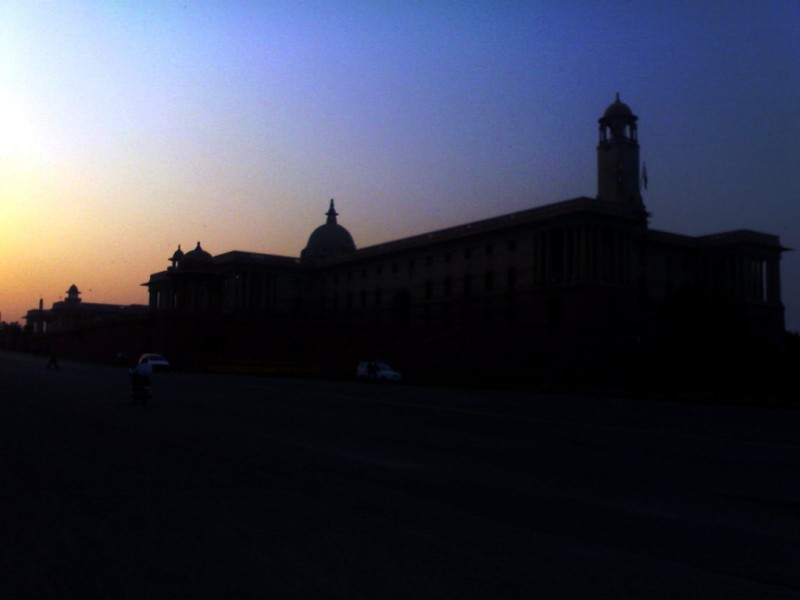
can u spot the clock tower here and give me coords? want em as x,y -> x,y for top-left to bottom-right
597,94 -> 644,211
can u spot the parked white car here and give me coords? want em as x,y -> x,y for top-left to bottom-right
356,360 -> 402,382
138,353 -> 171,372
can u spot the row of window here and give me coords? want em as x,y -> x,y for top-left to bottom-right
329,240 -> 520,284
324,267 -> 520,311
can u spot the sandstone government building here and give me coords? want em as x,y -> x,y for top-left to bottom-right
26,96 -> 787,384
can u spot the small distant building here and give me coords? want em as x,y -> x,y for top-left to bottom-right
25,284 -> 149,334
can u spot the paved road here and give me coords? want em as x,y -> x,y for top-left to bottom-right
1,350 -> 798,599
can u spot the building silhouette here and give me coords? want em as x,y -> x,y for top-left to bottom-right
27,97 -> 787,383
25,284 -> 149,335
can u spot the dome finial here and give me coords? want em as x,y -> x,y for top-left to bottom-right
326,198 -> 338,224
615,92 -> 620,102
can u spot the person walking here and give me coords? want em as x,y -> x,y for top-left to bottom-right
46,348 -> 60,370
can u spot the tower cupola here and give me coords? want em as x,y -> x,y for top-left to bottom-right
597,94 -> 644,209
169,244 -> 184,269
65,284 -> 82,304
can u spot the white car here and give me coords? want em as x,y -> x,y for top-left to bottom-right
357,360 -> 402,382
138,353 -> 171,372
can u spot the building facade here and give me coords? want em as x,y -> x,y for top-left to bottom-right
133,97 -> 785,378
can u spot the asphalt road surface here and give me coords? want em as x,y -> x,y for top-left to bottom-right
1,350 -> 798,599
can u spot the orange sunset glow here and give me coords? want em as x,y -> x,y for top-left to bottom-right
1,2 -> 797,331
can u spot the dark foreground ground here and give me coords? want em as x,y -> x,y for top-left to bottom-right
1,350 -> 798,599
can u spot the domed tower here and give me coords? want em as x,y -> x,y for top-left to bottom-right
65,284 -> 82,304
301,199 -> 356,261
597,94 -> 644,210
169,244 -> 184,269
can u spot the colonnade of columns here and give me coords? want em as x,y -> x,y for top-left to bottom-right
532,225 -> 634,286
150,273 -> 289,314
222,272 -> 276,312
719,255 -> 782,304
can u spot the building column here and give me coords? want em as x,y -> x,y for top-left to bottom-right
768,258 -> 781,303
579,226 -> 588,282
571,227 -> 580,282
543,231 -> 550,283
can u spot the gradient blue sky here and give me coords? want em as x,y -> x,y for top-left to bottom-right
1,1 -> 798,330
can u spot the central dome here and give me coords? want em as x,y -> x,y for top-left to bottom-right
301,200 -> 356,260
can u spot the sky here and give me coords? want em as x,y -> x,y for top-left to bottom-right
1,1 -> 798,330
